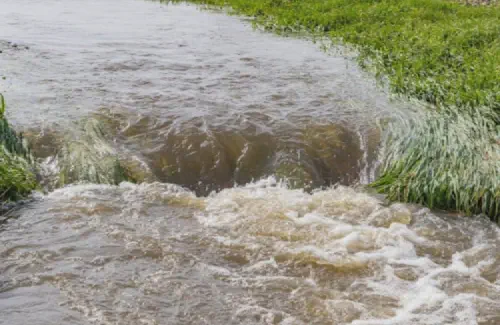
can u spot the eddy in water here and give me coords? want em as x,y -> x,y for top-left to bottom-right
1,0 -> 500,324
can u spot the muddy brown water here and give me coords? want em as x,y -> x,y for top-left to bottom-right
1,1 -> 500,324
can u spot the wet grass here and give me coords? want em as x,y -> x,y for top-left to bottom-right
167,0 -> 500,113
1,93 -> 137,208
55,116 -> 139,187
0,94 -> 37,206
371,105 -> 499,220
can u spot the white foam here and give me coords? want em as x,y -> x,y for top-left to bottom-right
29,178 -> 500,324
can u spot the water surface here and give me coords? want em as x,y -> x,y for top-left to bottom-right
1,1 -> 499,324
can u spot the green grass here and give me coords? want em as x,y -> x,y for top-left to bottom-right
165,0 -> 500,113
371,105 -> 499,220
0,94 -> 37,206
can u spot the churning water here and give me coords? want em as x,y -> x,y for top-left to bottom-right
1,0 -> 500,324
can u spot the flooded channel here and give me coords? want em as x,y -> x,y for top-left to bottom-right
1,0 -> 500,324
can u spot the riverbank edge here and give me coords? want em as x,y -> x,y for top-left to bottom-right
167,0 -> 499,113
0,93 -> 38,211
169,0 -> 500,220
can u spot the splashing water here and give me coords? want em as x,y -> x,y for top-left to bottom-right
2,181 -> 500,324
1,0 -> 499,324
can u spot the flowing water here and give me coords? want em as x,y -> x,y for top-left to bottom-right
1,0 -> 500,324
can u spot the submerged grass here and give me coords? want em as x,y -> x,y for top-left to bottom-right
0,93 -> 140,203
168,0 -> 500,113
0,94 -> 37,206
371,105 -> 499,220
55,117 -> 138,187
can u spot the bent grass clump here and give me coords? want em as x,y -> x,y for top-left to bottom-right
1,94 -> 142,209
49,115 -> 147,188
0,94 -> 37,205
371,105 -> 500,221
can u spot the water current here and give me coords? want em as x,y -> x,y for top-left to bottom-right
1,1 -> 500,324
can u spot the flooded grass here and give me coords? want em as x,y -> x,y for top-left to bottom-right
0,94 -> 37,205
55,116 -> 139,187
371,104 -> 500,221
0,93 -> 140,206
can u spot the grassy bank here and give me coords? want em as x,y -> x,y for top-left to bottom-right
169,0 -> 499,113
0,94 -> 37,207
168,0 -> 500,219
371,105 -> 499,220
